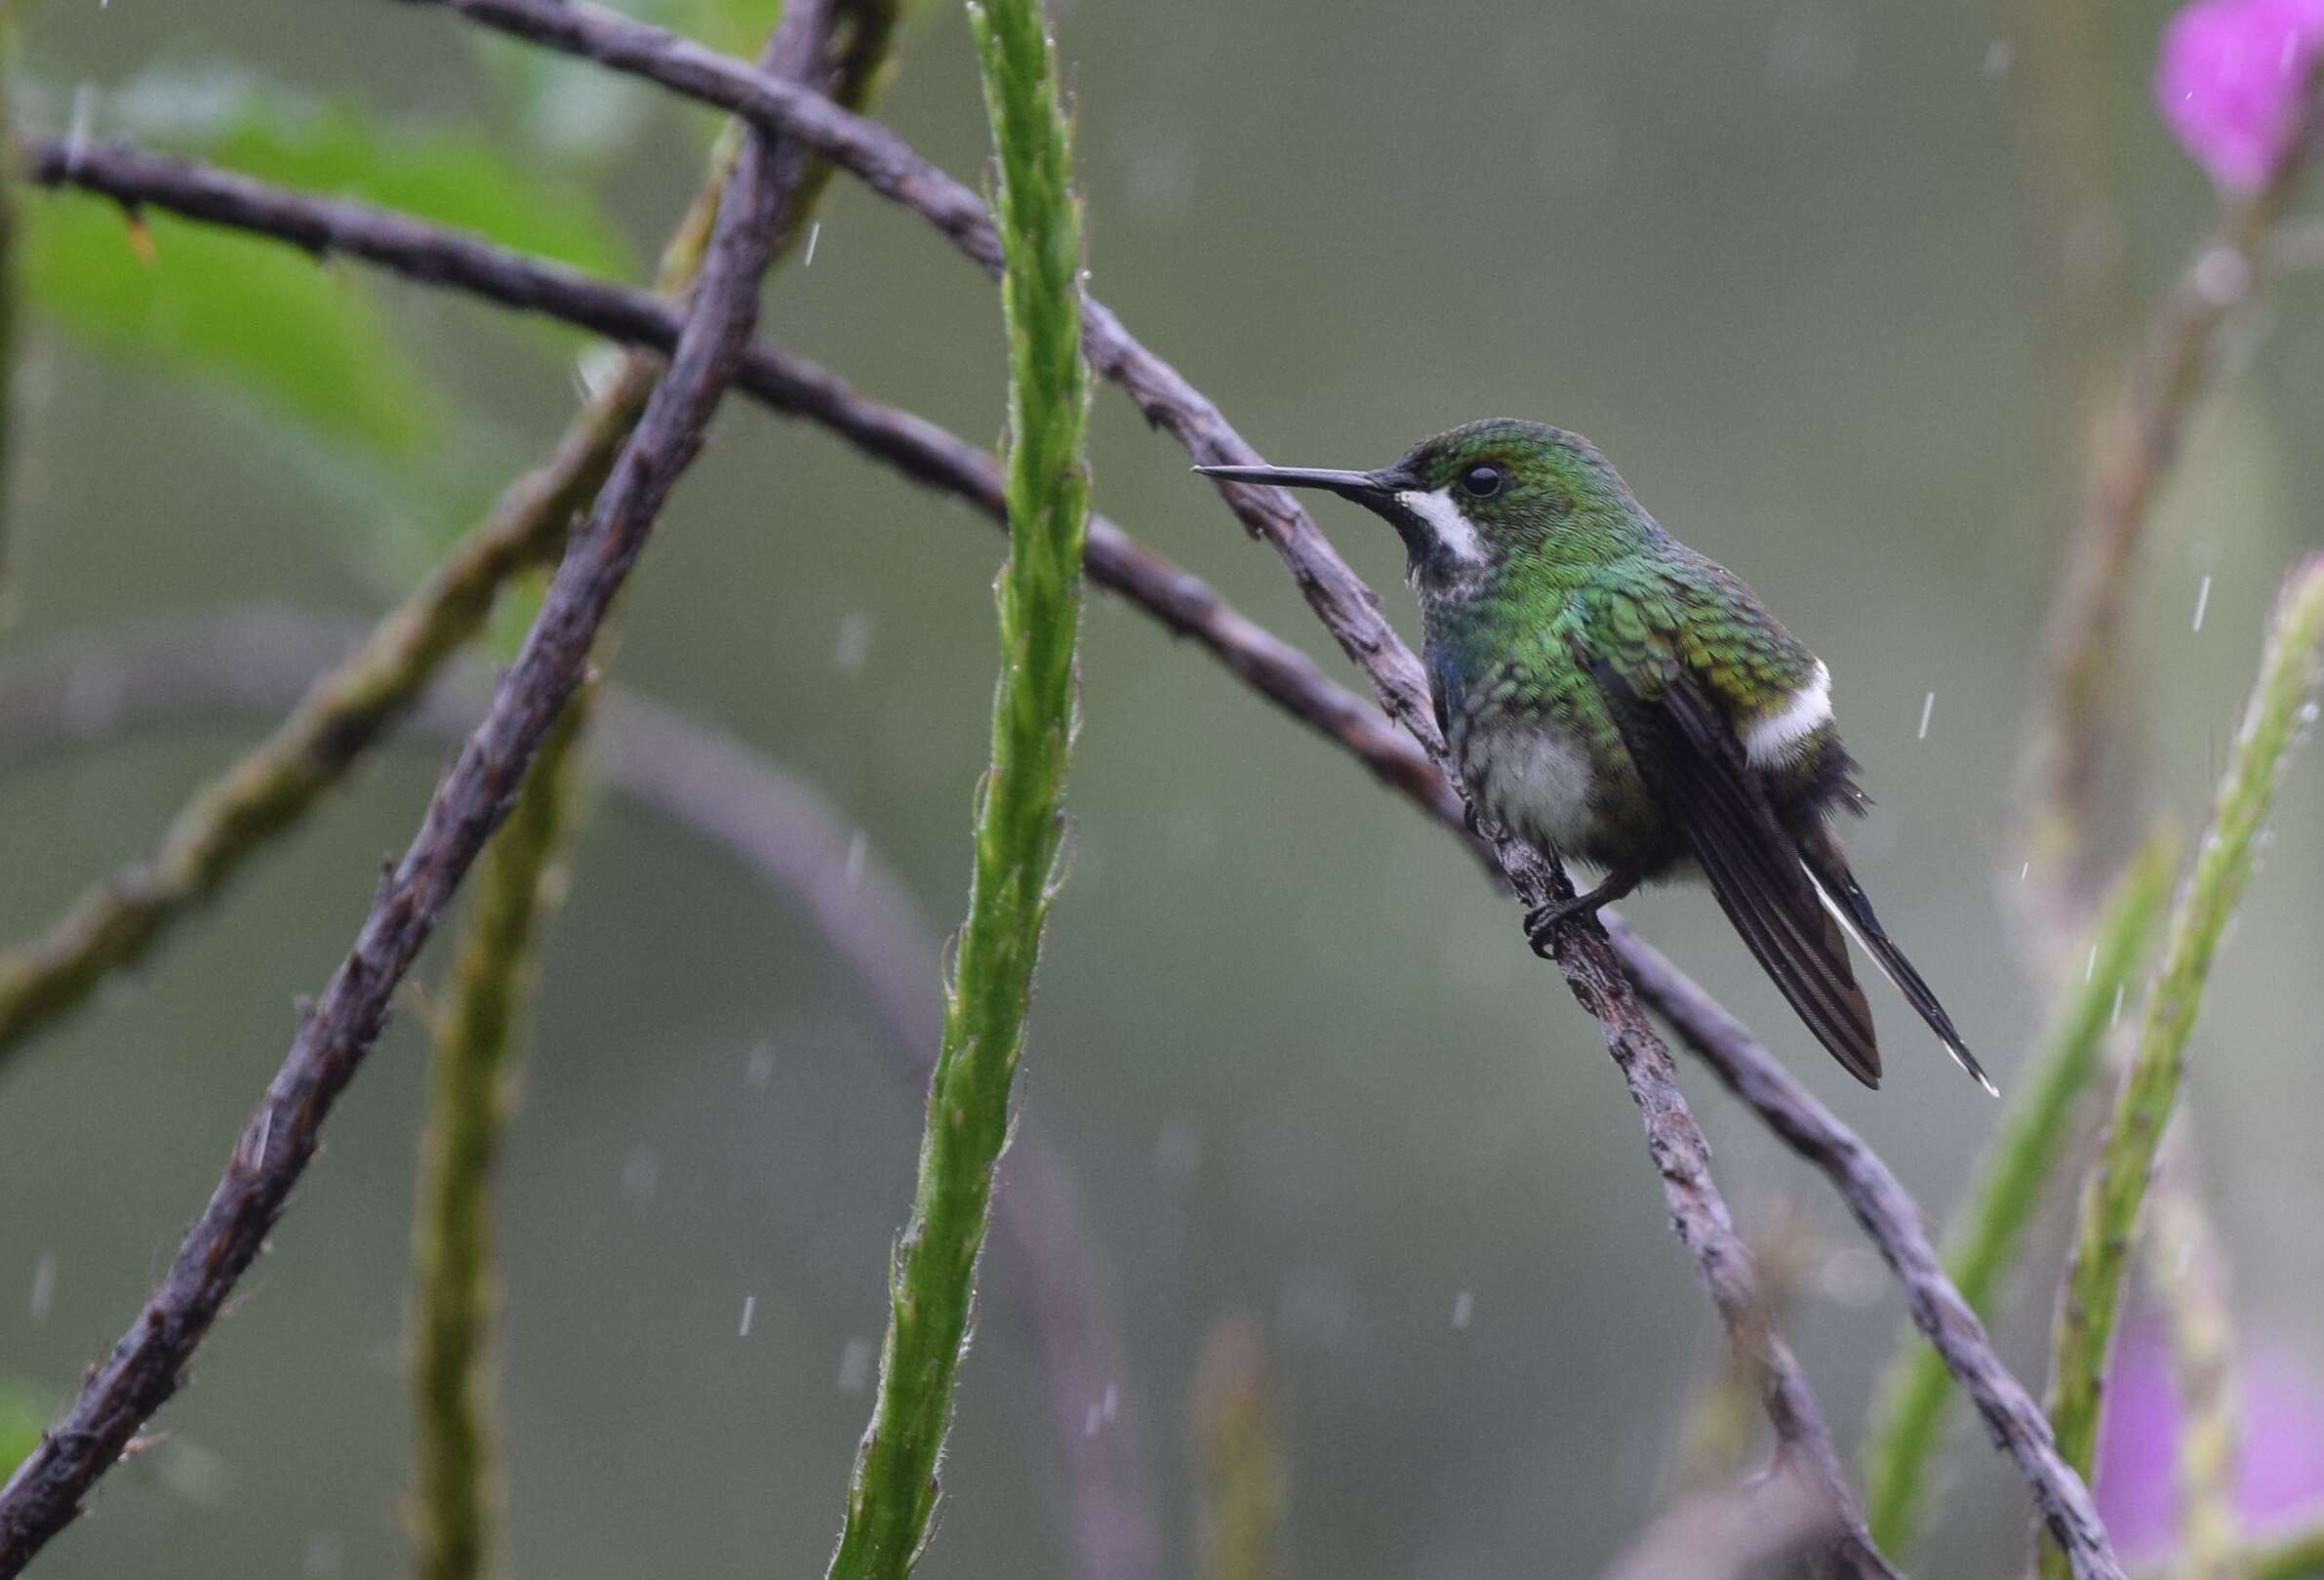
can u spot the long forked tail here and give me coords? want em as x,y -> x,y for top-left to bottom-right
1797,831 -> 1997,1095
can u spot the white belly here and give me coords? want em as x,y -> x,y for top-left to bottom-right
1461,717 -> 1599,853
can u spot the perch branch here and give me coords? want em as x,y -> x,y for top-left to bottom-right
0,45 -> 800,1566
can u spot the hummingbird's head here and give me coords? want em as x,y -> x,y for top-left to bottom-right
1196,419 -> 1652,592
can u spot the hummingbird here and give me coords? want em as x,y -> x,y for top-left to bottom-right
1198,419 -> 1990,1092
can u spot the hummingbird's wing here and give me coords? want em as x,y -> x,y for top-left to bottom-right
1590,660 -> 1884,1088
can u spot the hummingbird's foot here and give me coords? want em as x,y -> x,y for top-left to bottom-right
1523,868 -> 1642,958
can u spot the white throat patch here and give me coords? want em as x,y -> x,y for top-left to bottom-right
1394,487 -> 1488,571
1743,660 -> 1833,765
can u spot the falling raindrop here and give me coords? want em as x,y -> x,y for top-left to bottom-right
302,1532 -> 345,1578
804,222 -> 821,267
1916,691 -> 1936,741
64,85 -> 97,177
28,1252 -> 56,1323
1083,1403 -> 1102,1437
745,1043 -> 775,1089
1102,1383 -> 1118,1422
843,831 -> 869,890
2193,576 -> 2214,632
2085,944 -> 2099,983
1450,1290 -> 1474,1330
836,1335 -> 873,1393
1983,39 -> 2015,77
2111,984 -> 2125,1027
833,613 -> 874,675
621,1147 -> 659,1204
1154,1117 -> 1203,1188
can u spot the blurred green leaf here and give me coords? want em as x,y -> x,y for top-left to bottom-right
207,114 -> 626,276
23,197 -> 439,458
103,65 -> 630,272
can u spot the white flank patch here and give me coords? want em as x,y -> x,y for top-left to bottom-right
1394,487 -> 1488,569
1743,660 -> 1832,765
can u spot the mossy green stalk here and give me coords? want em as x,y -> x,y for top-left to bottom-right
824,2 -> 1088,1574
1862,830 -> 2178,1555
2040,554 -> 2324,1580
408,697 -> 586,1580
2147,1139 -> 2244,1580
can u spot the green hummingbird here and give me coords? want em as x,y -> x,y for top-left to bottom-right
1198,419 -> 1990,1093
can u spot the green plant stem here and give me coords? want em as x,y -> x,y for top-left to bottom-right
2041,554 -> 2324,1580
824,3 -> 1088,1575
2147,1131 -> 2245,1580
409,695 -> 587,1580
1862,829 -> 2178,1555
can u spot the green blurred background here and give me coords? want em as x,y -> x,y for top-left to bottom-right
1,0 -> 2319,1575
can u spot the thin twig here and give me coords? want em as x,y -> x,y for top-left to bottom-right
0,611 -> 1164,1580
0,37 -> 801,1566
1608,918 -> 2127,1580
2041,554 -> 2324,1580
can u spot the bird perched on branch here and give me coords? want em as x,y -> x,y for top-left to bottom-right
1198,420 -> 1989,1093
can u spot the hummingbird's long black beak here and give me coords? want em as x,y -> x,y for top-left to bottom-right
1192,463 -> 1405,507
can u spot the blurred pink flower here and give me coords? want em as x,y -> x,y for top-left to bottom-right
2095,1318 -> 2324,1565
2155,0 -> 2324,189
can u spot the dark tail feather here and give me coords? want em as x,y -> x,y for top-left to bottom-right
1797,831 -> 1996,1095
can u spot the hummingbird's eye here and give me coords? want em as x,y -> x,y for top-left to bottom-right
1458,464 -> 1506,500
